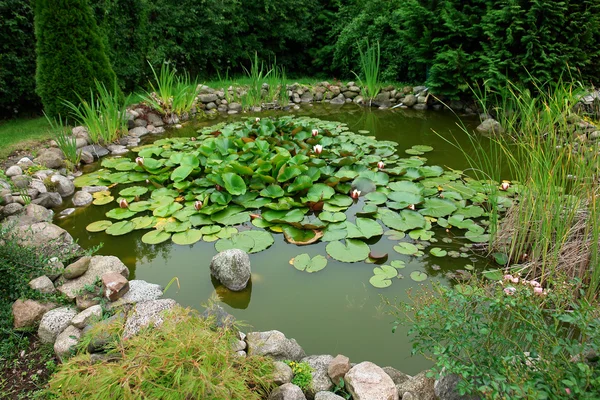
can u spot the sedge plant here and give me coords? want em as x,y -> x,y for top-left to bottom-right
241,52 -> 273,109
43,113 -> 80,171
353,40 -> 382,104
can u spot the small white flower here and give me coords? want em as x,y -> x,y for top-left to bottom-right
119,199 -> 128,209
312,129 -> 319,137
500,181 -> 510,191
255,117 -> 261,123
377,161 -> 385,169
313,144 -> 323,155
135,157 -> 144,166
350,189 -> 361,199
194,200 -> 203,211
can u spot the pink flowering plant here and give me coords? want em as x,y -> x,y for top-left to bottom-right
388,278 -> 600,399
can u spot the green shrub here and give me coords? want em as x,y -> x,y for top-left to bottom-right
389,279 -> 600,399
285,360 -> 313,391
46,306 -> 274,399
34,0 -> 119,118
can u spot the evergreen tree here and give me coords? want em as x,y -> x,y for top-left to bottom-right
34,0 -> 117,117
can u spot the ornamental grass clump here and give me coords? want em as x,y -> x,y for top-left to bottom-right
46,306 -> 274,399
353,40 -> 381,103
44,113 -> 79,171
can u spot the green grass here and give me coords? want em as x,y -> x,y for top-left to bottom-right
0,117 -> 52,159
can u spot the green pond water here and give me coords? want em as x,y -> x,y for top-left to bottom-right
55,104 -> 491,375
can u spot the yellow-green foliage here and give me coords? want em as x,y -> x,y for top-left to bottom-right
46,306 -> 274,399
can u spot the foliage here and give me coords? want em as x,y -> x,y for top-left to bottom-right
285,360 -> 313,391
0,117 -> 51,159
44,113 -> 79,170
354,40 -> 381,102
34,0 -> 119,117
63,80 -> 128,144
46,306 -> 274,399
241,53 -> 273,109
389,279 -> 600,399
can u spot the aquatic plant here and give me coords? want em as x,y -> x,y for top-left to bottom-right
353,40 -> 381,103
44,113 -> 80,171
75,116 -> 510,288
241,52 -> 273,109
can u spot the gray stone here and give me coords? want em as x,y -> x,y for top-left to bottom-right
146,112 -> 164,127
38,306 -> 77,344
81,144 -> 109,159
330,94 -> 345,105
108,280 -> 163,309
417,95 -> 428,104
83,312 -> 124,352
31,192 -> 63,208
76,294 -> 100,311
58,256 -> 129,299
50,174 -> 75,197
382,366 -> 411,385
328,354 -> 351,384
210,249 -> 251,291
403,95 -> 417,107
58,208 -> 75,217
201,303 -> 236,329
34,148 -> 65,169
228,102 -> 242,111
129,127 -> 149,137
108,145 -> 128,155
342,91 -> 358,99
11,175 -> 30,189
476,118 -> 504,135
246,330 -> 306,361
273,361 -> 294,385
75,137 -> 88,148
47,257 -> 65,280
301,92 -> 314,103
3,202 -> 23,216
29,179 -> 47,194
302,355 -> 334,398
6,165 -> 23,177
199,94 -> 218,103
396,371 -> 436,400
54,325 -> 81,362
0,190 -> 13,205
71,305 -> 103,329
63,256 -> 91,279
227,110 -> 239,115
133,118 -> 147,127
345,361 -> 399,400
17,157 -> 34,169
72,126 -> 89,139
205,102 -> 217,110
12,300 -> 56,329
79,150 -> 94,164
413,86 -> 427,94
82,185 -> 109,193
29,276 -> 56,294
314,393 -> 345,400
268,383 -> 307,400
123,298 -> 177,338
72,191 -> 93,207
413,104 -> 428,111
434,372 -> 480,400
13,222 -> 75,256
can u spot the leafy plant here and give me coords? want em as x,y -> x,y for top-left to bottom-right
241,52 -> 273,109
44,113 -> 80,171
332,378 -> 352,399
353,40 -> 381,103
285,360 -> 313,391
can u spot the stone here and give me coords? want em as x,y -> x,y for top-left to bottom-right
133,118 -> 147,127
54,325 -> 81,362
34,148 -> 65,169
11,175 -> 30,189
129,127 -> 149,137
342,91 -> 358,99
50,175 -> 75,197
330,94 -> 345,105
6,165 -> 23,177
58,208 -> 75,217
268,383 -> 307,400
246,330 -> 306,361
201,303 -> 236,329
0,190 -> 13,205
395,371 -> 436,400
273,361 -> 294,385
206,102 -> 217,110
108,145 -> 128,155
47,257 -> 65,280
17,157 -> 34,169
38,306 -> 77,344
227,110 -> 239,115
13,222 -> 76,256
72,191 -> 93,207
79,150 -> 94,164
76,294 -> 101,310
302,355 -> 334,398
413,86 -> 427,94
345,361 -> 399,400
31,192 -> 62,208
314,393 -> 345,400
476,118 -> 504,135
29,179 -> 48,194
301,92 -> 314,103
199,93 -> 218,103
146,112 -> 164,127
2,202 -> 23,216
57,256 -> 129,299
83,312 -> 125,352
228,102 -> 242,111
75,138 -> 88,148
382,367 -> 411,385
12,300 -> 56,329
108,280 -> 163,308
63,256 -> 91,279
101,271 -> 130,301
413,104 -> 428,111
403,95 -> 417,107
81,144 -> 109,159
71,305 -> 103,329
210,249 -> 251,291
72,126 -> 89,139
122,298 -> 177,338
417,95 -> 428,104
434,372 -> 479,400
328,354 -> 351,384
29,276 -> 56,294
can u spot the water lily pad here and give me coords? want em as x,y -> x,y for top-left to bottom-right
326,239 -> 370,263
419,198 -> 457,218
483,269 -> 503,281
306,184 -> 335,202
412,145 -> 433,153
369,274 -> 392,288
222,172 -> 247,196
119,186 -> 149,197
410,271 -> 428,282
106,208 -> 137,220
292,254 -> 328,273
105,221 -> 135,236
365,191 -> 387,205
141,230 -> 172,244
131,216 -> 156,229
380,209 -> 426,231
390,260 -> 406,269
430,247 -> 448,257
129,201 -> 152,212
211,206 -> 251,225
153,202 -> 183,218
282,226 -> 323,245
346,218 -> 383,239
394,242 -> 419,255
86,220 -> 113,232
172,229 -> 203,245
493,252 -> 509,265
93,196 -> 114,206
319,211 -> 346,223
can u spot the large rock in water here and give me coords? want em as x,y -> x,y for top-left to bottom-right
246,330 -> 306,361
396,371 -> 436,400
38,306 -> 77,344
476,118 -> 504,135
57,256 -> 129,300
301,355 -> 334,399
210,249 -> 251,291
268,383 -> 307,400
345,361 -> 399,400
122,299 -> 177,339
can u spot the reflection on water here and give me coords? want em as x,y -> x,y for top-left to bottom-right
55,104 -> 487,374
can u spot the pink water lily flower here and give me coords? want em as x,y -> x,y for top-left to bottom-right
504,286 -> 516,295
312,129 -> 319,137
135,157 -> 144,166
408,204 -> 416,210
377,161 -> 385,169
350,189 -> 361,199
194,200 -> 203,211
313,144 -> 323,155
255,117 -> 261,122
500,181 -> 510,191
119,199 -> 128,209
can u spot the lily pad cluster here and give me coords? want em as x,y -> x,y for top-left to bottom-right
75,116 -> 515,288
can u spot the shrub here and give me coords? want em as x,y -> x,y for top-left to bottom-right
389,279 -> 600,399
34,0 -> 119,118
46,306 -> 274,399
285,360 -> 313,391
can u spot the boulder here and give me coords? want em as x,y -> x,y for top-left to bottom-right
382,366 -> 411,385
38,306 -> 77,344
2,202 -> 23,216
28,276 -> 56,294
146,113 -> 164,127
301,92 -> 314,103
122,298 -> 177,339
6,165 -> 23,177
82,185 -> 109,193
395,371 -> 436,400
314,393 -> 345,400
71,305 -> 103,329
330,94 -> 345,105
54,325 -> 81,362
13,222 -> 76,257
210,249 -> 251,291
76,293 -> 101,310
47,257 -> 65,280
328,354 -> 351,384
101,271 -> 130,301
133,118 -> 147,127
273,361 -> 294,385
301,355 -> 334,398
83,312 -> 124,352
24,203 -> 53,222
12,300 -> 56,329
81,144 -> 109,159
246,330 -> 306,361
79,150 -> 94,164
228,102 -> 242,111
34,148 -> 65,169
0,190 -> 13,205
50,175 -> 75,197
32,192 -> 63,208
268,383 -> 307,400
11,175 -> 30,189
345,361 -> 399,400
17,157 -> 35,169
72,191 -> 93,207
201,303 -> 236,329
403,95 -> 417,107
108,280 -> 163,309
199,94 -> 218,103
63,256 -> 91,279
413,104 -> 428,111
434,372 -> 480,400
129,127 -> 149,137
57,256 -> 129,300
476,118 -> 504,135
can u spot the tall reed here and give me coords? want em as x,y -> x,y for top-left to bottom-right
354,40 -> 382,103
142,62 -> 199,119
241,52 -> 272,108
44,113 -> 80,170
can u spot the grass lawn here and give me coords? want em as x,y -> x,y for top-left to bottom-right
0,117 -> 51,159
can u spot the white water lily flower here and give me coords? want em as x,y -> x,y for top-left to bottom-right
377,161 -> 384,169
350,189 -> 361,199
135,157 -> 144,166
119,199 -> 128,209
313,144 -> 323,155
194,200 -> 203,211
312,129 -> 319,137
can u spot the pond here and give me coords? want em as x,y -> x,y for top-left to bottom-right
55,104 -> 493,375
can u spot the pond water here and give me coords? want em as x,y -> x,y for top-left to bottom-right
55,104 -> 490,375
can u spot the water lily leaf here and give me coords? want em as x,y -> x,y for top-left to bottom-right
419,198 -> 457,218
171,165 -> 194,182
119,186 -> 148,197
222,172 -> 247,196
351,177 -> 376,194
326,239 -> 370,263
243,230 -> 275,253
200,225 -> 221,235
374,265 -> 398,279
292,254 -> 328,273
277,165 -> 302,183
493,252 -> 509,265
164,220 -> 192,233
380,209 -> 426,231
106,208 -> 137,220
346,218 -> 383,239
405,149 -> 424,155
394,242 -> 419,255
306,184 -> 335,202
430,247 -> 448,257
172,229 -> 203,245
93,196 -> 114,205
384,230 -> 406,241
327,195 -> 353,208
410,271 -> 428,282
210,206 -> 250,225
319,211 -> 346,223
465,231 -> 490,243
86,220 -> 112,232
282,226 -> 323,245
365,192 -> 387,205
412,145 -> 433,153
216,226 -> 238,239
153,202 -> 183,218
369,274 -> 392,288
262,209 -> 306,224
128,201 -> 152,212
214,233 -> 255,253
131,216 -> 156,229
322,222 -> 348,242
287,176 -> 314,193
189,214 -> 213,226
260,185 -> 285,198
141,229 -> 171,244
483,270 -> 503,281
408,229 -> 433,240
390,260 -> 406,269
105,221 -> 135,236
457,205 -> 485,218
